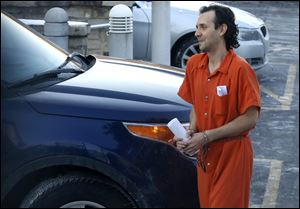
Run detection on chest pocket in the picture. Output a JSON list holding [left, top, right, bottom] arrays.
[[212, 94, 229, 116]]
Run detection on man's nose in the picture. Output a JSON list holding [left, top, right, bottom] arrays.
[[195, 30, 200, 38]]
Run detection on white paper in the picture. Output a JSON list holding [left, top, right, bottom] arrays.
[[216, 85, 228, 96], [167, 118, 189, 142]]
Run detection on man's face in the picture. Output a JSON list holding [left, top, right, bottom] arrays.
[[195, 10, 220, 52]]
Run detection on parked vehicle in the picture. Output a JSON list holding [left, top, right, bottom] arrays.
[[1, 11, 199, 208], [133, 1, 270, 70]]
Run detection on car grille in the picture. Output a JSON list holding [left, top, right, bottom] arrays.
[[246, 57, 264, 66], [260, 26, 267, 37]]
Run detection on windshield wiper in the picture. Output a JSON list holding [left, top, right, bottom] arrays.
[[8, 67, 84, 89], [7, 52, 89, 89], [59, 52, 89, 70]]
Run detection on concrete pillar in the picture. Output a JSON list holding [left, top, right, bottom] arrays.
[[44, 7, 69, 51], [152, 1, 171, 65], [108, 4, 133, 59]]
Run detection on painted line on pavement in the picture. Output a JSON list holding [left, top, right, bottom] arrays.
[[253, 158, 283, 208], [260, 63, 297, 111]]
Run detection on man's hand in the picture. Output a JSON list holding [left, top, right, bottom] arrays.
[[168, 129, 195, 153], [182, 132, 209, 156]]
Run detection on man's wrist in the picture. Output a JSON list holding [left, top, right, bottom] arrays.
[[203, 131, 210, 144]]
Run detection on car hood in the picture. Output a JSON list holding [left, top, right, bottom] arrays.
[[170, 1, 264, 28], [25, 56, 191, 123]]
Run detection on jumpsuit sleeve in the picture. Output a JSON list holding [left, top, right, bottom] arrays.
[[178, 60, 194, 105], [237, 64, 261, 115]]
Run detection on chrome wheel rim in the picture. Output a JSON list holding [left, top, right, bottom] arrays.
[[181, 42, 201, 69], [60, 201, 105, 208]]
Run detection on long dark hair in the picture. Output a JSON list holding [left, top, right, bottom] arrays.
[[199, 4, 240, 50]]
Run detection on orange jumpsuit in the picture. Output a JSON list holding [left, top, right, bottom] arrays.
[[178, 49, 261, 208]]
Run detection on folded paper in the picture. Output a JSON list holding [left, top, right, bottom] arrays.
[[216, 85, 228, 96], [167, 118, 189, 142]]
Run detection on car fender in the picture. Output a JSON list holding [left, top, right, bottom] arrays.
[[171, 29, 196, 50], [3, 155, 153, 208]]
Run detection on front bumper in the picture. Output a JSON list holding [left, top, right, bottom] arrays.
[[235, 39, 268, 70]]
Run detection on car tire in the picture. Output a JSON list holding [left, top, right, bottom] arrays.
[[171, 36, 200, 69], [19, 174, 136, 208]]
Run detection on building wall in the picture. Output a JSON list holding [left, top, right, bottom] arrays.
[[1, 1, 134, 55]]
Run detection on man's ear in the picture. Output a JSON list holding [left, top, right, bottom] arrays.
[[219, 24, 228, 36]]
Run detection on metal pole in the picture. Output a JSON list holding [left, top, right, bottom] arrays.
[[152, 1, 170, 65]]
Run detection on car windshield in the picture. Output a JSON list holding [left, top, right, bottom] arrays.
[[1, 12, 70, 85]]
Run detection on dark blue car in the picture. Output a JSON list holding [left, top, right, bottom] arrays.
[[1, 11, 199, 208]]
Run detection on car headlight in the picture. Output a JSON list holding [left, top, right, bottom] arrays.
[[123, 122, 189, 143], [238, 28, 260, 41]]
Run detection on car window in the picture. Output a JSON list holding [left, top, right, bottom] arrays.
[[1, 13, 67, 85]]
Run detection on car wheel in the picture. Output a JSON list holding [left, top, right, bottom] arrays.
[[172, 36, 201, 69], [19, 174, 136, 208]]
